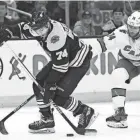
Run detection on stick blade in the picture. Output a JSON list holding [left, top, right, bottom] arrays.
[[0, 121, 8, 135], [76, 128, 97, 135], [84, 129, 97, 136]]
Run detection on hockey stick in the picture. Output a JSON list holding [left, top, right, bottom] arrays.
[[7, 6, 32, 18], [0, 94, 35, 135], [4, 42, 97, 135]]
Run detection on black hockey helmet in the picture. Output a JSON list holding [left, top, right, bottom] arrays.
[[31, 11, 50, 30]]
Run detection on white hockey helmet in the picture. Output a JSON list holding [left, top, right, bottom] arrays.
[[127, 11, 140, 27]]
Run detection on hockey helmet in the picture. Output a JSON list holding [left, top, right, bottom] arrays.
[[31, 11, 51, 38], [31, 11, 50, 30], [127, 11, 140, 27]]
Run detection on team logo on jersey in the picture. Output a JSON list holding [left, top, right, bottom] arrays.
[[119, 29, 127, 34], [51, 35, 59, 44], [0, 58, 3, 78]]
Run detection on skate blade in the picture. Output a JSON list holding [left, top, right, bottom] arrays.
[[86, 112, 99, 129], [107, 121, 128, 128], [29, 127, 55, 134]]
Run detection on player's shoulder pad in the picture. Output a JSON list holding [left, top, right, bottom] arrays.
[[47, 20, 67, 51], [113, 25, 127, 36], [102, 20, 115, 31], [118, 25, 128, 34]]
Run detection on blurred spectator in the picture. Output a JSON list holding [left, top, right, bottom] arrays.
[[123, 1, 140, 23], [69, 1, 78, 29], [32, 1, 48, 21], [0, 1, 20, 28], [96, 1, 124, 10], [34, 1, 47, 12], [101, 7, 124, 35], [0, 1, 7, 26], [16, 1, 35, 14], [5, 0, 19, 21], [16, 1, 35, 23], [124, 1, 135, 17], [134, 1, 140, 10], [46, 1, 65, 23], [73, 11, 96, 37], [77, 1, 102, 35], [84, 1, 100, 18], [46, 1, 78, 28]]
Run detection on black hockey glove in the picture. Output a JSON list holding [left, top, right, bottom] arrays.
[[0, 29, 12, 46], [44, 83, 57, 103]]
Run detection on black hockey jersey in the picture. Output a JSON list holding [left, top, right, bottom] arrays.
[[8, 20, 90, 74]]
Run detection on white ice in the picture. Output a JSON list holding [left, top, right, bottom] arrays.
[[0, 101, 140, 140]]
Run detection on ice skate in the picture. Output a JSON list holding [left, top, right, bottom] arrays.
[[106, 107, 128, 128], [28, 109, 55, 133], [73, 103, 99, 129]]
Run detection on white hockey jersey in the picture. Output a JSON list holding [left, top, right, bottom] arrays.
[[103, 25, 140, 66]]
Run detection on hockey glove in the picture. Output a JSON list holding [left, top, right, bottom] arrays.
[[0, 29, 12, 46], [44, 83, 57, 103]]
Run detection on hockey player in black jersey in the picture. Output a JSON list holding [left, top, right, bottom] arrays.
[[0, 11, 98, 133]]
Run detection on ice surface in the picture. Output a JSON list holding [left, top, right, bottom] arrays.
[[0, 101, 140, 140]]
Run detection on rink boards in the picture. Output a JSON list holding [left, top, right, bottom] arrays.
[[0, 39, 140, 107]]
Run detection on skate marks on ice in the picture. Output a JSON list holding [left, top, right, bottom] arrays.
[[0, 102, 140, 140]]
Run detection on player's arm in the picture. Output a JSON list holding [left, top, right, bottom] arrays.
[[0, 22, 41, 45], [97, 28, 120, 53], [0, 22, 28, 39], [8, 22, 40, 39]]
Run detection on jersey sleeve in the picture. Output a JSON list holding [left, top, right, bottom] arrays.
[[8, 22, 39, 39], [103, 28, 123, 50]]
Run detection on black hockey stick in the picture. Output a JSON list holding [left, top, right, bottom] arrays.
[[5, 42, 97, 135], [0, 94, 35, 135]]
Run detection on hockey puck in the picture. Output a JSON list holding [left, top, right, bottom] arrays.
[[66, 133, 74, 137]]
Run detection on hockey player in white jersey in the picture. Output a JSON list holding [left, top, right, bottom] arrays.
[[0, 11, 98, 133], [99, 11, 140, 128]]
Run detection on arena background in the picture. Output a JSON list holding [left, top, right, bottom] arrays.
[[1, 1, 140, 107]]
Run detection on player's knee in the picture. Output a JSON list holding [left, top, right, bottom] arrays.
[[111, 68, 129, 88]]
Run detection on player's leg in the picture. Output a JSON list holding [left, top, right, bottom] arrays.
[[106, 58, 139, 128], [29, 62, 55, 133], [52, 53, 98, 129]]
